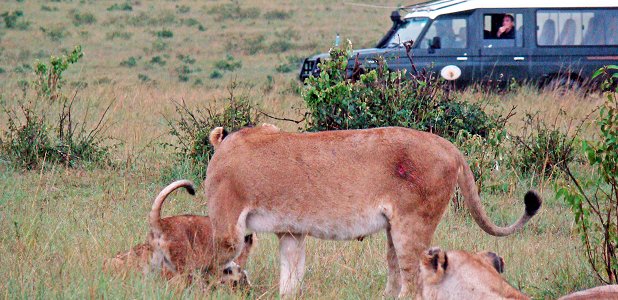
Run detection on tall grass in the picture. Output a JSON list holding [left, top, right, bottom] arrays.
[[0, 0, 609, 298]]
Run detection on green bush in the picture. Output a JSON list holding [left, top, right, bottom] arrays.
[[176, 5, 191, 14], [34, 46, 83, 100], [138, 73, 151, 82], [151, 39, 168, 52], [214, 55, 242, 72], [208, 3, 261, 21], [0, 102, 53, 169], [106, 31, 132, 40], [13, 64, 32, 74], [209, 70, 223, 79], [558, 65, 618, 284], [269, 39, 294, 52], [70, 10, 97, 26], [176, 65, 200, 82], [149, 56, 166, 66], [107, 2, 132, 11], [164, 80, 260, 179], [264, 10, 293, 20], [510, 112, 579, 177], [41, 5, 59, 12], [40, 26, 68, 41], [120, 56, 137, 68], [155, 29, 173, 38], [177, 54, 195, 65], [243, 35, 265, 55], [303, 47, 496, 140], [0, 46, 112, 169], [2, 10, 29, 29]]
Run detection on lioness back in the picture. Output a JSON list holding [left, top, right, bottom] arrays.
[[206, 127, 460, 240]]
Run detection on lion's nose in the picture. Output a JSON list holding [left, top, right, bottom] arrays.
[[223, 267, 233, 275]]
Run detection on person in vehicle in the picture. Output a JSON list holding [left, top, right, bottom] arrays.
[[539, 19, 556, 45], [583, 16, 606, 45], [608, 16, 618, 45], [435, 21, 457, 48], [557, 19, 576, 45], [496, 14, 515, 39]]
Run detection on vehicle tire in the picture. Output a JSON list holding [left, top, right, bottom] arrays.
[[543, 75, 582, 94]]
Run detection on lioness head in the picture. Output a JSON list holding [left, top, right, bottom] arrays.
[[417, 247, 527, 300]]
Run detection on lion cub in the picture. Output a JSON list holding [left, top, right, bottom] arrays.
[[106, 180, 255, 286], [416, 247, 618, 300]]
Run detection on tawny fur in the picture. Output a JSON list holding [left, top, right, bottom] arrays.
[[204, 125, 542, 297], [105, 180, 255, 286], [416, 247, 527, 300], [417, 247, 618, 300], [558, 285, 618, 300]]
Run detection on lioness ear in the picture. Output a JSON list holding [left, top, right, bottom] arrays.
[[261, 123, 280, 132], [209, 127, 228, 149], [479, 251, 505, 273], [422, 247, 448, 283]]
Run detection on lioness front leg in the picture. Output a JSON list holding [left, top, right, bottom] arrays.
[[278, 233, 306, 298], [384, 227, 401, 297]]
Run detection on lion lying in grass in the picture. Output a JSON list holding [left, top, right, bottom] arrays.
[[417, 247, 618, 300], [105, 180, 255, 287]]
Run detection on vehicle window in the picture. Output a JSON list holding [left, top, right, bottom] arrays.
[[483, 13, 523, 48], [420, 16, 467, 49], [386, 18, 429, 48], [537, 10, 618, 46]]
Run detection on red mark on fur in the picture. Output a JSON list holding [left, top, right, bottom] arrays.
[[397, 164, 408, 178], [396, 161, 416, 181]]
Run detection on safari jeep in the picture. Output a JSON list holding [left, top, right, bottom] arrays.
[[299, 0, 618, 88]]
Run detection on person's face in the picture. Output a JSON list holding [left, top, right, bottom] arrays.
[[503, 16, 514, 29]]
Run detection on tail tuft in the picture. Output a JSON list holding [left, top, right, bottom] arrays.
[[185, 185, 196, 196], [524, 190, 542, 216]]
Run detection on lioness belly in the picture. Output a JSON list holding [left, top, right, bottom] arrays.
[[246, 208, 388, 240]]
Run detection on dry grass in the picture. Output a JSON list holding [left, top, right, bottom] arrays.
[[0, 0, 607, 299]]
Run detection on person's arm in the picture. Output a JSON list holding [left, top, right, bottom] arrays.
[[497, 26, 507, 37]]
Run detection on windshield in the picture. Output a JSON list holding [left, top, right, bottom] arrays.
[[385, 18, 429, 48]]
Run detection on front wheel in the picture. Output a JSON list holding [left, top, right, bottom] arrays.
[[543, 75, 582, 94]]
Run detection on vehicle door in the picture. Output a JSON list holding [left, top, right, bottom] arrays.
[[410, 13, 479, 84], [477, 9, 532, 85]]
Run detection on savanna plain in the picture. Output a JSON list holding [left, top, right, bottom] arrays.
[[0, 0, 611, 299]]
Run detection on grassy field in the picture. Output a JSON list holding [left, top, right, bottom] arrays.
[[0, 0, 609, 299]]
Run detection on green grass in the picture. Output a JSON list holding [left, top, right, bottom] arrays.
[[0, 0, 610, 298]]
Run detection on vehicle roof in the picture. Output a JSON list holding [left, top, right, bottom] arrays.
[[403, 0, 618, 19]]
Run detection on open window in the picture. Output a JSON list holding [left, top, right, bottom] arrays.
[[420, 15, 468, 49], [482, 13, 523, 48]]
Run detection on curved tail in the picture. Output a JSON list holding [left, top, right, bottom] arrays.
[[149, 180, 196, 236], [457, 155, 542, 236]]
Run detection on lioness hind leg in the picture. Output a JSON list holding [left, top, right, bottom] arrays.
[[389, 214, 436, 298], [278, 233, 306, 298], [384, 227, 401, 297]]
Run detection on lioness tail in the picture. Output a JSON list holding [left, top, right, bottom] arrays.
[[457, 154, 541, 236], [149, 180, 196, 237]]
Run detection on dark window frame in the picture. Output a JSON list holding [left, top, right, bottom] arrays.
[[417, 13, 471, 50], [534, 8, 618, 47]]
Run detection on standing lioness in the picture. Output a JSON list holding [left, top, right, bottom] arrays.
[[205, 125, 541, 298]]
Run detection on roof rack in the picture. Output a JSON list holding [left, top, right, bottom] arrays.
[[401, 0, 468, 13]]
